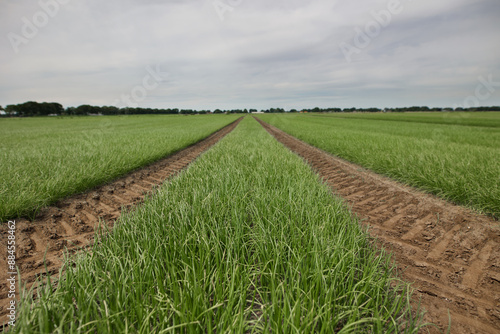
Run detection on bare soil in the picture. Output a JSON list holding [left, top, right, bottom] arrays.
[[257, 117, 500, 334], [0, 118, 242, 327]]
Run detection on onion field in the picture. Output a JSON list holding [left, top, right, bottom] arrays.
[[6, 112, 500, 333], [0, 115, 240, 221], [11, 117, 424, 333], [258, 112, 500, 218]]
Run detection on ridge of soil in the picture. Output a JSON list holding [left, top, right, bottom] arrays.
[[0, 117, 242, 326], [256, 117, 500, 334]]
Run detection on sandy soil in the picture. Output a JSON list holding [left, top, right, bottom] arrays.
[[256, 117, 500, 334], [0, 117, 242, 327]]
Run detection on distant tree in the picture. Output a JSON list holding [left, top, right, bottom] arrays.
[[407, 106, 430, 112], [214, 109, 223, 114], [353, 108, 381, 113], [4, 101, 63, 116], [474, 106, 500, 111], [75, 104, 102, 115], [5, 105, 17, 115], [101, 106, 119, 115]]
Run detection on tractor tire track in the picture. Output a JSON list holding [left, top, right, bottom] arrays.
[[0, 117, 242, 326], [256, 117, 500, 334]]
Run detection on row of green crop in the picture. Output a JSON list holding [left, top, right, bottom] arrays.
[[12, 118, 424, 333], [258, 113, 500, 217], [308, 111, 500, 128], [0, 115, 240, 221]]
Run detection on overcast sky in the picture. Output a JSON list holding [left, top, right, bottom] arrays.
[[1, 0, 499, 110]]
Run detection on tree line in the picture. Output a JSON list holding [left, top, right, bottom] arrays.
[[1, 101, 499, 117]]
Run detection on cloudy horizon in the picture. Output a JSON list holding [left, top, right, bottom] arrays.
[[1, 0, 499, 111]]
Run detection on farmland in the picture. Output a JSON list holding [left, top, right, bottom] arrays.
[[308, 111, 500, 128], [258, 112, 500, 218], [0, 115, 240, 221], [11, 118, 423, 333], [3, 112, 500, 333]]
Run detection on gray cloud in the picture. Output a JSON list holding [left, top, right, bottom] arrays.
[[1, 0, 499, 110]]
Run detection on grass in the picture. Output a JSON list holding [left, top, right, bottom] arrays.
[[0, 115, 240, 221], [307, 111, 500, 128], [12, 117, 424, 333], [258, 113, 500, 218]]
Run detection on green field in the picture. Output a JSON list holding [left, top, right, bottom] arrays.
[[14, 118, 423, 333], [258, 112, 500, 218], [308, 111, 500, 128], [0, 115, 240, 221]]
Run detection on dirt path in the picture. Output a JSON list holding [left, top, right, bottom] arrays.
[[256, 117, 500, 334], [0, 118, 242, 326]]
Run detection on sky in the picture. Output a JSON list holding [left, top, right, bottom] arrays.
[[1, 0, 499, 110]]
